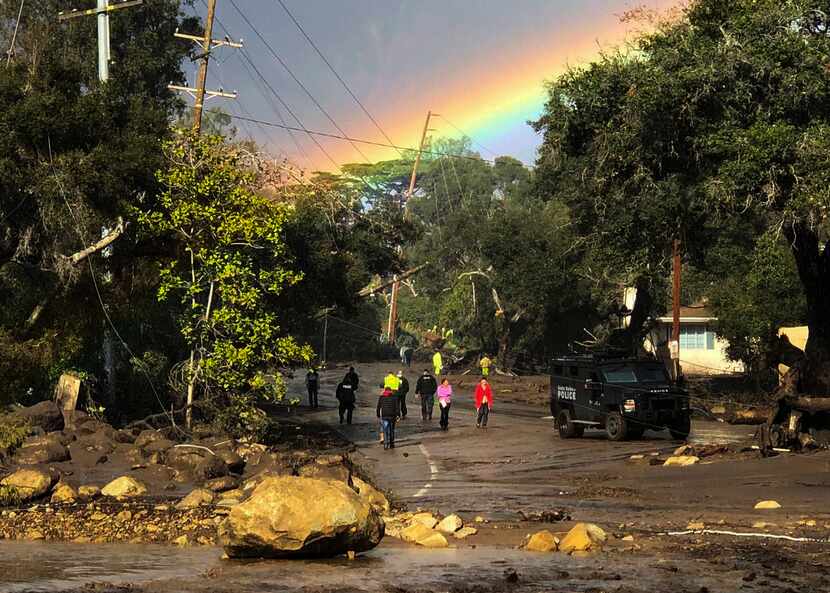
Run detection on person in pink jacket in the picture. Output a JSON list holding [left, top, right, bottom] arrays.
[[474, 377, 494, 428], [437, 378, 453, 431]]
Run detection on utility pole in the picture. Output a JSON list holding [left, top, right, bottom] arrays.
[[671, 238, 682, 382], [58, 0, 144, 82], [386, 110, 434, 344], [168, 0, 242, 132]]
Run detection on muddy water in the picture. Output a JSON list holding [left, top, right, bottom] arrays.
[[0, 540, 719, 593]]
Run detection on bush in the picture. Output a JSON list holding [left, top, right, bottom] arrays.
[[0, 415, 31, 460]]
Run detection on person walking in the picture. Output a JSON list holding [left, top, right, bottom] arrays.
[[305, 368, 319, 409], [344, 366, 360, 392], [432, 350, 443, 377], [437, 378, 452, 431], [335, 378, 356, 424], [479, 354, 492, 378], [376, 386, 400, 450], [415, 369, 438, 421], [474, 377, 494, 428], [396, 371, 409, 419]]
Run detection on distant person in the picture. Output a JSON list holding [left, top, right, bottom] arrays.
[[403, 346, 413, 368], [344, 366, 360, 392], [383, 369, 400, 392], [415, 369, 438, 421], [376, 386, 400, 450], [305, 368, 319, 409], [474, 377, 494, 428], [479, 355, 492, 378], [437, 377, 453, 431], [397, 370, 409, 419], [335, 378, 356, 424], [432, 350, 443, 377]]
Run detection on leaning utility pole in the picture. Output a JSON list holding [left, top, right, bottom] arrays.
[[387, 110, 434, 344], [168, 0, 242, 132], [58, 0, 144, 82], [671, 238, 682, 382]]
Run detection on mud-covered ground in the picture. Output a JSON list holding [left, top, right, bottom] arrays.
[[2, 361, 829, 593]]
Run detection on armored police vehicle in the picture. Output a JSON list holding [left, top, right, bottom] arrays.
[[550, 353, 690, 441]]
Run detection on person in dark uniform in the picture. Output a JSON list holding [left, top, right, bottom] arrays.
[[336, 379, 356, 424], [305, 368, 319, 408], [415, 369, 438, 421], [376, 387, 400, 450], [344, 366, 359, 392], [396, 370, 409, 419]]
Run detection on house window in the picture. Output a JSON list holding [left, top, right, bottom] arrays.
[[680, 325, 714, 350]]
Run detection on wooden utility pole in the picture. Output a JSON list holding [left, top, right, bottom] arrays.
[[671, 238, 682, 382], [387, 110, 434, 343], [168, 0, 242, 132], [58, 0, 144, 82]]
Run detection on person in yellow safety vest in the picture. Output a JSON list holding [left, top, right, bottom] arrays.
[[383, 371, 401, 393], [479, 355, 492, 377], [432, 351, 443, 377]]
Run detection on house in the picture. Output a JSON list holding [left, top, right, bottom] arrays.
[[623, 289, 743, 376]]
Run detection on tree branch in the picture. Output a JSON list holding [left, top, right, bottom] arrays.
[[358, 262, 430, 297], [63, 218, 127, 265]]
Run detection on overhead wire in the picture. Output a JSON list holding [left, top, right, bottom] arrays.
[[435, 113, 501, 160], [5, 0, 24, 67], [274, 0, 403, 157], [227, 0, 373, 164]]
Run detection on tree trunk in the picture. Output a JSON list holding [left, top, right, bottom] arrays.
[[609, 277, 653, 355], [783, 222, 830, 394]]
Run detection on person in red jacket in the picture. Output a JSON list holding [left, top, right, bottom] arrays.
[[474, 377, 494, 428]]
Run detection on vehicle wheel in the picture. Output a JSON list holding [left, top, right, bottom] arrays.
[[669, 414, 691, 440], [605, 411, 628, 441], [557, 410, 583, 439]]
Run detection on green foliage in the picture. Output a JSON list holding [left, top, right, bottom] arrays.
[[0, 485, 21, 507], [140, 132, 312, 425], [0, 415, 30, 459]]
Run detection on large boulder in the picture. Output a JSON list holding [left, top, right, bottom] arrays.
[[14, 433, 71, 464], [176, 488, 215, 509], [1, 468, 56, 502], [101, 476, 148, 498], [526, 530, 558, 552], [215, 448, 245, 474], [559, 523, 607, 554], [51, 482, 78, 503], [352, 476, 390, 514], [13, 401, 63, 432], [218, 476, 384, 558]]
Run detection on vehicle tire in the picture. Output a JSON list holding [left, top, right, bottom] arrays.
[[557, 409, 583, 439], [669, 414, 691, 440], [605, 411, 628, 441]]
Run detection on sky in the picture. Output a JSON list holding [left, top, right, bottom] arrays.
[[184, 0, 675, 171]]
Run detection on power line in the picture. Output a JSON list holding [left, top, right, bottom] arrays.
[[228, 0, 373, 163], [5, 0, 24, 67], [435, 113, 501, 159], [226, 113, 530, 167], [274, 0, 402, 157]]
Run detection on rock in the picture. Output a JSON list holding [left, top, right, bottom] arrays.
[[454, 527, 478, 539], [437, 514, 464, 534], [687, 522, 705, 530], [215, 448, 245, 474], [1, 468, 55, 502], [752, 521, 769, 529], [101, 476, 148, 498], [173, 535, 189, 546], [204, 476, 240, 493], [50, 482, 78, 503], [298, 462, 350, 484], [526, 530, 558, 552], [673, 444, 692, 456], [621, 535, 634, 541], [134, 430, 172, 449], [219, 488, 245, 501], [176, 488, 215, 509], [474, 516, 485, 523], [663, 455, 700, 467], [754, 500, 782, 510], [143, 438, 175, 454], [559, 523, 606, 554], [116, 510, 133, 522], [411, 512, 439, 529], [400, 522, 436, 543], [78, 485, 101, 499], [194, 454, 229, 481], [352, 476, 390, 514], [14, 435, 71, 464], [418, 532, 449, 548], [218, 476, 384, 559], [13, 401, 63, 432]]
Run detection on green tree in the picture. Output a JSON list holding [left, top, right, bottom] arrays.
[[534, 0, 830, 391], [139, 133, 312, 435]]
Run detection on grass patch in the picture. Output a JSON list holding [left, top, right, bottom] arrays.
[[0, 484, 21, 507], [0, 414, 31, 458]]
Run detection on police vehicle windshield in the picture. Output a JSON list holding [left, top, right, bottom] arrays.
[[601, 364, 669, 384]]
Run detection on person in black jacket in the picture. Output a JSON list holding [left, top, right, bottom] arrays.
[[305, 368, 319, 408], [336, 379, 356, 424], [396, 370, 409, 419], [415, 369, 438, 421], [376, 387, 400, 450], [344, 367, 360, 392]]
